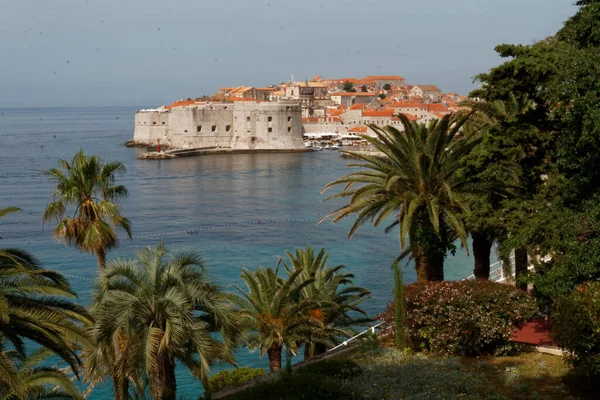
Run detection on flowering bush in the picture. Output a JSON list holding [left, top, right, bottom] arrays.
[[380, 280, 537, 355], [552, 281, 600, 376]]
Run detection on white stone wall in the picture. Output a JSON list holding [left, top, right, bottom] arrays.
[[132, 102, 305, 151], [133, 111, 170, 145]]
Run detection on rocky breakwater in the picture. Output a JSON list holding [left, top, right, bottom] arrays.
[[138, 151, 175, 160]]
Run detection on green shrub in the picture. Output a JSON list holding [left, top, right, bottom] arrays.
[[381, 280, 537, 355], [208, 367, 266, 393], [223, 359, 360, 400], [552, 281, 600, 376]]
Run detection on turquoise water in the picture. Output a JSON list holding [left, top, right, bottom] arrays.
[[0, 106, 475, 397]]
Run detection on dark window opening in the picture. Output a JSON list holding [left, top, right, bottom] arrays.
[[226, 125, 231, 132], [268, 127, 273, 133], [287, 127, 291, 132], [287, 116, 291, 122], [152, 121, 156, 125], [197, 126, 202, 132], [211, 125, 217, 132], [246, 116, 251, 122], [268, 116, 272, 122]]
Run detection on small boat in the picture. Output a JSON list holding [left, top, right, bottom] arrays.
[[304, 142, 312, 148], [312, 146, 323, 151], [324, 145, 331, 150], [330, 144, 341, 150]]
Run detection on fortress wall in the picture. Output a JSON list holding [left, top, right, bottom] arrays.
[[230, 102, 304, 150], [168, 106, 234, 148], [133, 111, 169, 144]]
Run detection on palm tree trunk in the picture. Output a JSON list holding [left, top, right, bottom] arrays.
[[267, 343, 282, 372], [96, 248, 107, 271], [414, 244, 444, 282], [152, 353, 177, 400], [112, 373, 129, 400], [472, 231, 493, 280], [514, 247, 528, 291], [312, 342, 327, 356]]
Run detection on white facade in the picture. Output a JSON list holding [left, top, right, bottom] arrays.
[[133, 101, 305, 151]]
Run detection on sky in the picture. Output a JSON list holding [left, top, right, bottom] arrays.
[[0, 0, 577, 107]]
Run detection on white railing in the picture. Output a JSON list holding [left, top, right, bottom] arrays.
[[329, 321, 387, 352]]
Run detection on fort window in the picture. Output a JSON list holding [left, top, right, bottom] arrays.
[[184, 130, 188, 133], [197, 126, 202, 132], [268, 127, 273, 133], [246, 116, 251, 122], [287, 127, 291, 133], [152, 122, 156, 125], [162, 122, 165, 125], [287, 116, 291, 122], [268, 116, 272, 122], [225, 125, 231, 132], [211, 125, 217, 132]]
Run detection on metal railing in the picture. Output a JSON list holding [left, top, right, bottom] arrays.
[[329, 321, 387, 352]]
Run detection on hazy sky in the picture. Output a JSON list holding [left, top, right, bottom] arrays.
[[0, 0, 576, 107]]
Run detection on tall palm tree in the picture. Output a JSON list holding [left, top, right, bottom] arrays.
[[43, 150, 131, 271], [323, 113, 484, 281], [89, 242, 238, 399], [278, 248, 371, 359], [0, 348, 83, 400], [0, 248, 92, 379], [230, 266, 314, 372]]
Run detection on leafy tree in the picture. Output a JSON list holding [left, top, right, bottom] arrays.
[[278, 248, 371, 358], [89, 242, 238, 399], [471, 0, 600, 300], [342, 81, 355, 92], [43, 150, 132, 271], [0, 348, 83, 400], [322, 113, 484, 281], [383, 83, 392, 91], [379, 94, 387, 100], [231, 266, 314, 372], [0, 212, 92, 380], [361, 85, 368, 92]]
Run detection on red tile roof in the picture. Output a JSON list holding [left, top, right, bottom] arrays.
[[363, 110, 394, 117], [348, 126, 368, 133]]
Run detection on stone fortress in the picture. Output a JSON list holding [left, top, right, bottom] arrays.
[[131, 74, 466, 153], [132, 100, 306, 152]]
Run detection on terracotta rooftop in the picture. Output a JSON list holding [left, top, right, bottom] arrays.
[[363, 110, 394, 117], [348, 126, 368, 133]]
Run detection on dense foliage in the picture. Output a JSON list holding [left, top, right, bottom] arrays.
[[221, 359, 361, 400], [43, 150, 131, 270], [87, 242, 238, 399], [381, 281, 537, 355], [323, 113, 485, 282], [208, 367, 266, 393], [552, 282, 600, 376]]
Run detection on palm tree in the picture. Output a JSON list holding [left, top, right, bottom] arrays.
[[323, 113, 484, 281], [278, 248, 371, 359], [89, 242, 238, 399], [43, 150, 132, 271], [0, 348, 83, 400], [230, 266, 314, 372], [0, 248, 92, 379]]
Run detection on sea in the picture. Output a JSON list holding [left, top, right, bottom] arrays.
[[0, 106, 475, 398]]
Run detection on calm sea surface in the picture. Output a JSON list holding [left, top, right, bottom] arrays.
[[0, 106, 475, 398]]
